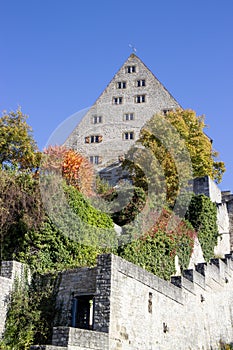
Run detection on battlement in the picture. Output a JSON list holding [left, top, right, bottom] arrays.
[[26, 253, 233, 349]]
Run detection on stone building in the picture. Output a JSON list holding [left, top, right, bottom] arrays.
[[64, 54, 180, 184], [1, 55, 233, 349]]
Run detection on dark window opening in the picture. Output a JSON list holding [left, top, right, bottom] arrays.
[[137, 79, 146, 87], [90, 156, 102, 165], [123, 132, 134, 140], [93, 116, 102, 124], [135, 95, 146, 103], [113, 97, 123, 105], [117, 81, 127, 89], [148, 292, 153, 313], [71, 295, 94, 330], [126, 65, 136, 73], [163, 109, 172, 115], [90, 135, 102, 143], [124, 113, 134, 121]]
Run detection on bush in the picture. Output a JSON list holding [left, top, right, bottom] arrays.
[[118, 208, 196, 280]]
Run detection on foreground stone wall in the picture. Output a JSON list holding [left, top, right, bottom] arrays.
[[109, 254, 233, 350], [0, 261, 26, 338]]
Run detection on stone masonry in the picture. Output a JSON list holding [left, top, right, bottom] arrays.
[[194, 176, 231, 257], [64, 54, 180, 184], [29, 252, 233, 350], [0, 260, 27, 338]]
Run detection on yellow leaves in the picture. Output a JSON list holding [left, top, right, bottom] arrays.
[[0, 108, 40, 170]]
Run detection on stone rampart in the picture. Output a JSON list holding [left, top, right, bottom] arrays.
[[109, 253, 233, 349], [0, 260, 26, 338], [17, 252, 233, 349]]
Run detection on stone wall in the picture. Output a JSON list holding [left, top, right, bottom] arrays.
[[109, 253, 233, 350], [193, 176, 222, 203], [20, 251, 233, 349], [0, 260, 26, 338], [222, 192, 233, 250], [56, 266, 97, 327]]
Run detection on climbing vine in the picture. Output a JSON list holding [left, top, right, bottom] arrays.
[[185, 194, 218, 261], [0, 272, 60, 350]]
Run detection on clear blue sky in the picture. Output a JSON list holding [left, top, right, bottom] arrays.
[[1, 0, 233, 190]]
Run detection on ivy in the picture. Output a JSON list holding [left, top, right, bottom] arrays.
[[118, 208, 196, 280], [0, 271, 60, 350], [185, 194, 218, 261]]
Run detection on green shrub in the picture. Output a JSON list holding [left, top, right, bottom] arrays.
[[118, 208, 196, 280], [0, 272, 60, 350]]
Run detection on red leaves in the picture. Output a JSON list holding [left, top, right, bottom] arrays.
[[43, 146, 94, 196]]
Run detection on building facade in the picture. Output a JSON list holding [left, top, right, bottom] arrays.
[[64, 54, 180, 184]]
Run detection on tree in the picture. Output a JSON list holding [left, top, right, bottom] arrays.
[[0, 108, 41, 170], [42, 146, 94, 196], [123, 109, 225, 206]]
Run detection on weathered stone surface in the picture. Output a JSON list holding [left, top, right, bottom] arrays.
[[0, 260, 26, 338], [3, 252, 233, 349], [64, 54, 180, 184]]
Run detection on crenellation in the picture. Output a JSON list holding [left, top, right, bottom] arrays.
[[182, 268, 206, 290], [171, 275, 196, 295]]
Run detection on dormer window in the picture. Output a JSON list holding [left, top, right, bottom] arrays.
[[113, 97, 123, 105], [126, 66, 136, 73], [136, 79, 146, 87], [135, 95, 146, 103], [117, 81, 127, 89]]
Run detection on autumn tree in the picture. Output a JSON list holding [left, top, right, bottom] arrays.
[[0, 108, 41, 170], [123, 109, 225, 206], [42, 145, 94, 196]]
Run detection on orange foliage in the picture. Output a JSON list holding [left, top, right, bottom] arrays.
[[43, 146, 94, 196]]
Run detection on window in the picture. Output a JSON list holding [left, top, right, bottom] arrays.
[[123, 132, 134, 140], [136, 79, 146, 87], [92, 115, 102, 124], [90, 135, 102, 143], [71, 295, 94, 330], [126, 65, 136, 73], [85, 135, 102, 143], [148, 292, 153, 314], [117, 81, 126, 89], [162, 109, 172, 115], [135, 95, 146, 103], [124, 113, 134, 121], [113, 97, 123, 105], [90, 156, 102, 165]]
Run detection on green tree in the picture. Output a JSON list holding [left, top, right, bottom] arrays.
[[123, 109, 225, 206], [0, 108, 41, 170]]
